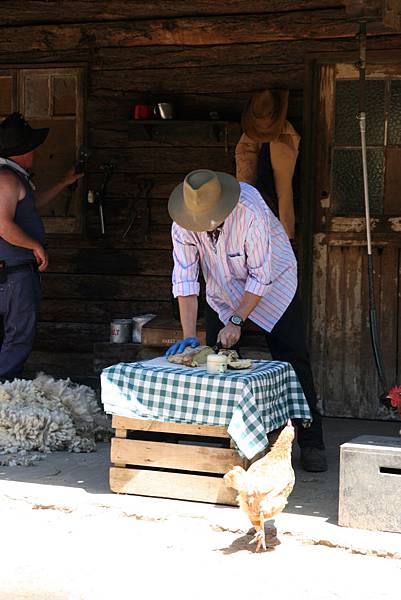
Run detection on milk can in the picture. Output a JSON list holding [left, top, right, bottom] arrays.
[[110, 319, 132, 343]]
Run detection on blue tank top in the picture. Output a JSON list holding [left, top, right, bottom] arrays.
[[0, 165, 46, 266]]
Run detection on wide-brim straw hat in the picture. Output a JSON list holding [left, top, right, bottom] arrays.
[[0, 112, 49, 158], [168, 169, 240, 232], [241, 89, 289, 142]]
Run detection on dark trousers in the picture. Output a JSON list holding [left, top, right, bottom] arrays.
[[205, 293, 324, 449], [0, 267, 41, 382]]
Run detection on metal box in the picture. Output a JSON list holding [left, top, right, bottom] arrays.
[[339, 435, 401, 533]]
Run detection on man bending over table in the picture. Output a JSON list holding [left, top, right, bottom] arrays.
[[165, 169, 326, 473]]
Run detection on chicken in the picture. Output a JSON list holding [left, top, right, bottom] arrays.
[[224, 421, 295, 552], [387, 386, 401, 436]]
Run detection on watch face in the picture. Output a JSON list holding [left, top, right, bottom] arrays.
[[231, 315, 242, 326]]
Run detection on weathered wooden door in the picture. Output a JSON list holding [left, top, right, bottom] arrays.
[[310, 62, 401, 419], [0, 66, 85, 233]]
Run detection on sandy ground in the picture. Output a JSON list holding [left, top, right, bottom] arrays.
[[0, 489, 400, 600], [0, 416, 400, 599]]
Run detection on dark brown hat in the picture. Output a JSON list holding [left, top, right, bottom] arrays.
[[0, 112, 49, 158], [241, 89, 289, 142]]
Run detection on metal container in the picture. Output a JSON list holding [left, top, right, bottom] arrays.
[[132, 313, 156, 343], [110, 319, 133, 343], [155, 102, 174, 119]]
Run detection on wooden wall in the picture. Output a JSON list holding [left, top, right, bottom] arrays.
[[0, 1, 399, 387]]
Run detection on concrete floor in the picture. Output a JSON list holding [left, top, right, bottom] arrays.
[[0, 417, 400, 599]]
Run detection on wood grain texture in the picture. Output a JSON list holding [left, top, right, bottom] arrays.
[[41, 274, 172, 301], [111, 415, 231, 438], [39, 299, 172, 324], [111, 438, 243, 473], [109, 466, 238, 504], [0, 2, 344, 25], [0, 10, 380, 54]]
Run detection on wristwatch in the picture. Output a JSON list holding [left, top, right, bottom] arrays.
[[229, 314, 244, 327]]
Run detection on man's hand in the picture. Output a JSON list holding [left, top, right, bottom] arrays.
[[35, 167, 85, 209], [33, 244, 49, 272], [62, 168, 85, 187], [165, 337, 200, 357], [217, 323, 241, 348]]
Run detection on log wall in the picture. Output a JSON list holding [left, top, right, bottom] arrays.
[[0, 1, 399, 387]]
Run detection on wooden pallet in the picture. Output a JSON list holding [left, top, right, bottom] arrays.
[[109, 415, 246, 505]]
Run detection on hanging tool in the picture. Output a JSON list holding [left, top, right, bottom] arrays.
[[122, 178, 154, 240], [64, 146, 90, 216], [87, 161, 116, 235], [355, 21, 388, 401]]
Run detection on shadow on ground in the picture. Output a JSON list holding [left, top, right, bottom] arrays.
[[0, 417, 399, 527]]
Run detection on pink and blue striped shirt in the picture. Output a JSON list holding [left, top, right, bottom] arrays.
[[171, 182, 297, 332]]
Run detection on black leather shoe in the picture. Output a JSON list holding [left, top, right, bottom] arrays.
[[300, 447, 328, 472]]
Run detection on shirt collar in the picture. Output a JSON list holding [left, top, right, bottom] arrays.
[[207, 222, 224, 244]]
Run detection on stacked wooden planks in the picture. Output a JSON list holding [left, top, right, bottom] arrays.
[[109, 415, 245, 505]]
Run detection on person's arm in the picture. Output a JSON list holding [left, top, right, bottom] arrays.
[[35, 168, 84, 209], [178, 295, 198, 339], [0, 172, 48, 271], [165, 224, 201, 356], [270, 126, 300, 240], [217, 291, 262, 348], [235, 133, 260, 184]]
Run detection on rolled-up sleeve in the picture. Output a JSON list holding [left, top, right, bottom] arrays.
[[171, 223, 200, 297], [244, 213, 272, 297]]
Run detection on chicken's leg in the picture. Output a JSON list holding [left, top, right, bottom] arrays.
[[250, 511, 266, 552]]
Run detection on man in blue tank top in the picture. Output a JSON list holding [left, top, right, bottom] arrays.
[[0, 113, 83, 382]]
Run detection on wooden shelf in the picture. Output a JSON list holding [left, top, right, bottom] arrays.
[[130, 119, 237, 125], [128, 119, 241, 143]]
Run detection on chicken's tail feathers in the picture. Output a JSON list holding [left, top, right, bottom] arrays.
[[224, 465, 247, 491]]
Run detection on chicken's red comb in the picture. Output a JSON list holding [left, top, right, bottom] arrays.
[[387, 386, 401, 409]]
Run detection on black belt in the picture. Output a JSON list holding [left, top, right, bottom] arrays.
[[5, 262, 38, 274]]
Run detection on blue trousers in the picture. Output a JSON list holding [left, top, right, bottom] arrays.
[[0, 267, 41, 381]]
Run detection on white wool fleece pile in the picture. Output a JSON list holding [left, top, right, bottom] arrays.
[[0, 373, 110, 466]]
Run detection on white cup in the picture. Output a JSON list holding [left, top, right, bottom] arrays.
[[207, 354, 227, 374]]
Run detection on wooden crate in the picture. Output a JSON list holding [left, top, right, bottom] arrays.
[[141, 317, 206, 347], [109, 415, 246, 505], [140, 316, 268, 352]]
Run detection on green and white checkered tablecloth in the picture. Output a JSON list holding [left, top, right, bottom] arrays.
[[101, 357, 311, 459]]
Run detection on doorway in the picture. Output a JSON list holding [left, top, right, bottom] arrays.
[[307, 62, 401, 418]]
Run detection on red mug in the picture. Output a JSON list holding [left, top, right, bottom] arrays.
[[133, 104, 153, 119]]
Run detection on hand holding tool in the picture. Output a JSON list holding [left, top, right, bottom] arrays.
[[65, 146, 90, 215]]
